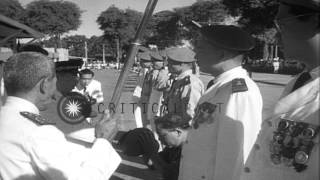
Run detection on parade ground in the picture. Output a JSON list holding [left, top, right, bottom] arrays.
[[41, 69, 294, 180]]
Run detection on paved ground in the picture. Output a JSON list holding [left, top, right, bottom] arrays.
[[41, 69, 293, 180]]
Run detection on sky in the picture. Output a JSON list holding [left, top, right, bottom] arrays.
[[19, 0, 197, 37]]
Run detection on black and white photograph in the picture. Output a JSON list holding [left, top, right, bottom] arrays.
[[0, 0, 319, 179]]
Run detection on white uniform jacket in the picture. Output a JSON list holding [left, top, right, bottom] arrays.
[[243, 67, 320, 180], [72, 79, 104, 103], [0, 96, 121, 180], [178, 66, 263, 180]]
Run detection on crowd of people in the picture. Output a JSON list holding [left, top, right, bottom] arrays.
[[0, 0, 319, 180]]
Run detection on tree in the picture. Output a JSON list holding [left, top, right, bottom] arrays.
[[23, 0, 82, 47], [97, 6, 142, 48], [222, 0, 280, 60], [87, 36, 115, 61], [63, 35, 88, 57], [146, 1, 231, 48], [146, 10, 180, 49], [0, 0, 25, 21]]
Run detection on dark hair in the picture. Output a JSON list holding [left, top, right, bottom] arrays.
[[155, 113, 190, 130], [4, 52, 55, 95], [18, 44, 49, 56], [79, 69, 94, 77]]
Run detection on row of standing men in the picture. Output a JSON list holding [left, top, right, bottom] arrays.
[[131, 0, 319, 179]]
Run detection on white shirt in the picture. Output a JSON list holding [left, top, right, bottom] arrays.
[[0, 96, 121, 180], [178, 66, 263, 180], [72, 79, 104, 103], [243, 67, 319, 180]]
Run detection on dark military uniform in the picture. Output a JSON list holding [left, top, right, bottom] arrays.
[[162, 47, 205, 122], [133, 52, 153, 127]]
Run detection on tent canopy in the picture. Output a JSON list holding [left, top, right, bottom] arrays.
[[0, 14, 44, 43]]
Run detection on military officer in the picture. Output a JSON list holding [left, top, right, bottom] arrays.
[[0, 52, 121, 179], [243, 1, 320, 180], [147, 50, 169, 131], [178, 25, 263, 180], [133, 51, 153, 127], [162, 47, 205, 123]]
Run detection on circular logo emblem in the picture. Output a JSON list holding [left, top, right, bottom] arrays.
[[57, 92, 91, 124]]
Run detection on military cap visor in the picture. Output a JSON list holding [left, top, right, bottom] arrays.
[[150, 51, 164, 61], [280, 0, 320, 11], [138, 52, 151, 61], [200, 25, 255, 51], [166, 47, 196, 63]]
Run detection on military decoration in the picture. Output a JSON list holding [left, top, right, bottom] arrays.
[[269, 118, 319, 172], [193, 102, 217, 129]]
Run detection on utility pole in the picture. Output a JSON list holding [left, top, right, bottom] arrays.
[[102, 44, 105, 63], [84, 41, 88, 65], [116, 37, 120, 70]]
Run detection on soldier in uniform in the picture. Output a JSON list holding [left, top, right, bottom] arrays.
[[133, 51, 153, 127], [162, 47, 205, 123], [147, 50, 169, 131], [178, 25, 263, 180], [0, 52, 121, 179], [243, 1, 320, 180]]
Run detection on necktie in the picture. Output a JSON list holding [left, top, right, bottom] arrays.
[[291, 72, 312, 93]]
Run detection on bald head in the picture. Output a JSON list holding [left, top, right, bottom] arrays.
[[4, 52, 55, 96]]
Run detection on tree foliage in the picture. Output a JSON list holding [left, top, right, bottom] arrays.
[[0, 0, 25, 21], [97, 5, 143, 50], [23, 0, 82, 37], [145, 1, 231, 48]]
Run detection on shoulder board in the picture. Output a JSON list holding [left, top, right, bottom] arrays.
[[20, 112, 56, 126], [232, 78, 248, 93]]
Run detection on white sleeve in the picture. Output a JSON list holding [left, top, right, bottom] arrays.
[[226, 87, 263, 162], [29, 126, 121, 180]]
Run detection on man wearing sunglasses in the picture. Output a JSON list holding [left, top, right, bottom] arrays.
[[243, 0, 319, 180]]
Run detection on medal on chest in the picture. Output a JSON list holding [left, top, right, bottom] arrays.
[[269, 118, 319, 172]]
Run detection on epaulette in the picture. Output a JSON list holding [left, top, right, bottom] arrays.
[[232, 78, 248, 93], [20, 112, 56, 126]]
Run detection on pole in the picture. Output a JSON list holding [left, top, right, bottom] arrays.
[[109, 0, 158, 132], [116, 37, 120, 69], [84, 41, 88, 64], [102, 44, 105, 63]]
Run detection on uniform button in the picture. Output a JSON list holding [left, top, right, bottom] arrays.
[[254, 144, 260, 150], [244, 167, 250, 173], [201, 175, 205, 179]]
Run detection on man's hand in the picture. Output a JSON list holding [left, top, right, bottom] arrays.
[[95, 109, 118, 141]]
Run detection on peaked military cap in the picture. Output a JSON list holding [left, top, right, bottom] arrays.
[[280, 0, 320, 11], [118, 128, 159, 157], [150, 51, 164, 61], [166, 47, 196, 63], [138, 52, 151, 61], [200, 25, 255, 51]]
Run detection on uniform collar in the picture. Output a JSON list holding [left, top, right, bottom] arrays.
[[5, 96, 39, 115], [213, 66, 247, 84], [177, 69, 193, 80], [309, 66, 320, 80]]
